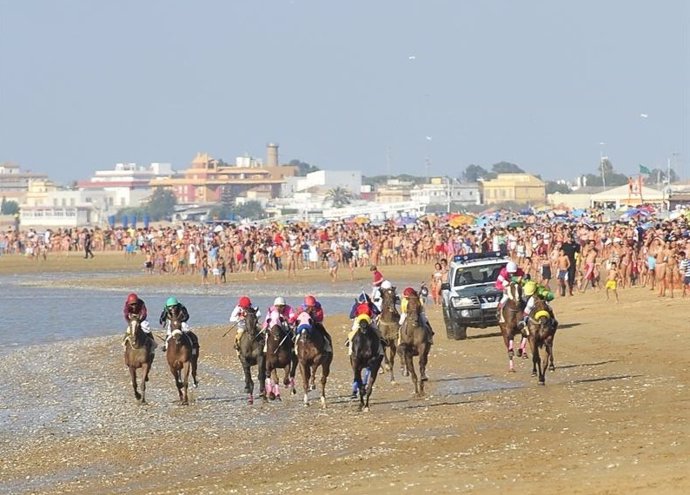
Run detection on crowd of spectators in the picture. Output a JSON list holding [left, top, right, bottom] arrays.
[[1, 209, 688, 296]]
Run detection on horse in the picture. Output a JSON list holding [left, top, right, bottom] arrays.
[[166, 313, 199, 405], [236, 306, 266, 405], [498, 281, 528, 372], [295, 314, 333, 408], [264, 313, 297, 401], [396, 293, 432, 397], [525, 299, 558, 385], [378, 286, 401, 383], [123, 314, 155, 404], [351, 316, 384, 411]]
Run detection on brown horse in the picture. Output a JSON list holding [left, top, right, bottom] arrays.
[[295, 314, 333, 408], [498, 281, 528, 372], [265, 317, 297, 401], [166, 314, 199, 405], [351, 316, 384, 411], [397, 294, 431, 397], [124, 314, 155, 403], [378, 286, 401, 383], [526, 299, 558, 385], [236, 306, 266, 405]]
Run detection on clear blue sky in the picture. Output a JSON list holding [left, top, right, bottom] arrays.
[[1, 0, 688, 184]]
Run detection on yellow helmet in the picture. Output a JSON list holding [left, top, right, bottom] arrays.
[[524, 281, 537, 296]]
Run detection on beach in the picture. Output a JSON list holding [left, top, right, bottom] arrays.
[[0, 254, 688, 495]]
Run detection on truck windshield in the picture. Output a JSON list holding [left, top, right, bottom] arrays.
[[453, 264, 504, 286]]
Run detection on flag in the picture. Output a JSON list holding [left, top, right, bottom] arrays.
[[639, 164, 652, 175]]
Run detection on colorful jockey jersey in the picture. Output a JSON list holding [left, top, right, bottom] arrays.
[[296, 295, 324, 323], [229, 304, 261, 323], [522, 281, 555, 318], [495, 263, 525, 290], [349, 292, 381, 319], [124, 293, 147, 322], [262, 304, 295, 329], [159, 298, 190, 326]]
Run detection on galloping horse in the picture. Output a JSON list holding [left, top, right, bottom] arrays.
[[525, 299, 558, 385], [295, 314, 333, 407], [351, 316, 384, 411], [236, 306, 266, 405], [498, 281, 528, 372], [124, 314, 155, 403], [396, 294, 431, 397], [378, 286, 401, 383], [264, 312, 297, 400], [166, 313, 199, 405]]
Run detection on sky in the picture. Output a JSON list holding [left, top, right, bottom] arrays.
[[1, 0, 688, 184]]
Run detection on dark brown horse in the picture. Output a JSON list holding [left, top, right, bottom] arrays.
[[124, 314, 155, 403], [295, 314, 333, 408], [236, 306, 266, 405], [264, 314, 297, 401], [526, 300, 558, 385], [378, 286, 401, 383], [166, 314, 199, 405], [397, 294, 431, 397], [351, 316, 384, 411], [499, 281, 528, 372]]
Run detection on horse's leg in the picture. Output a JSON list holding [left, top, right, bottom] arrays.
[[353, 364, 364, 410], [419, 343, 429, 382], [257, 353, 267, 401], [266, 364, 275, 400], [181, 362, 190, 404], [274, 368, 282, 401], [537, 345, 546, 385], [171, 367, 183, 401], [547, 337, 556, 371], [140, 362, 149, 404], [242, 360, 254, 405], [364, 358, 382, 411], [300, 361, 311, 406], [403, 348, 419, 397], [191, 355, 199, 388], [519, 335, 529, 359], [129, 366, 141, 401], [504, 328, 516, 372], [320, 361, 330, 409], [289, 353, 298, 395], [388, 340, 397, 384], [309, 365, 316, 391]]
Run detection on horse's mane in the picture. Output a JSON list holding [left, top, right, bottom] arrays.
[[406, 295, 422, 326]]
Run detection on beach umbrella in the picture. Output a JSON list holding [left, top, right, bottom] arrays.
[[448, 213, 475, 227], [354, 215, 370, 225]]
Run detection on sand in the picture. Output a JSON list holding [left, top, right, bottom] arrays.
[[0, 253, 688, 494]]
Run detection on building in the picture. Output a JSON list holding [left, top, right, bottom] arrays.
[[410, 178, 481, 210], [0, 162, 50, 204], [480, 173, 546, 205], [151, 147, 297, 205], [589, 184, 664, 209], [77, 162, 172, 208], [283, 170, 362, 197]]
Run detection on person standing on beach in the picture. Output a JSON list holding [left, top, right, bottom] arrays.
[[556, 248, 571, 297], [561, 232, 579, 296], [327, 251, 339, 283], [605, 261, 620, 303], [84, 229, 95, 259]]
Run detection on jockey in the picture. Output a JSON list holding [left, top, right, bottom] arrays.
[[160, 296, 190, 351], [519, 281, 558, 331], [123, 293, 155, 349], [294, 295, 332, 353], [398, 287, 434, 344], [230, 295, 262, 351], [262, 296, 295, 331], [346, 291, 384, 356], [496, 261, 525, 322], [370, 278, 390, 313]]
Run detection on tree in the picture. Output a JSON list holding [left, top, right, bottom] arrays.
[[491, 161, 524, 174], [146, 188, 177, 221], [462, 164, 491, 182], [325, 187, 352, 208], [287, 159, 320, 176], [545, 181, 571, 194], [1, 197, 19, 215]]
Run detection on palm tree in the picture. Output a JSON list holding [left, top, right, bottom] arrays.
[[325, 187, 352, 208]]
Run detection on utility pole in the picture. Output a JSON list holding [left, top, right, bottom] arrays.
[[599, 142, 607, 188]]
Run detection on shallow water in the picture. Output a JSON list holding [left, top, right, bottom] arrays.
[[0, 271, 420, 351]]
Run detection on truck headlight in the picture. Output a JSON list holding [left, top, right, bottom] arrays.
[[451, 297, 476, 308]]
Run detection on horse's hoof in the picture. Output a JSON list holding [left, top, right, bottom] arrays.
[[310, 384, 316, 391], [268, 392, 275, 401], [420, 375, 429, 382], [134, 393, 142, 401], [522, 354, 529, 360], [538, 381, 545, 386], [244, 386, 251, 393], [531, 371, 537, 377], [549, 366, 556, 372], [390, 380, 396, 385], [291, 389, 297, 395], [363, 406, 370, 412], [509, 368, 516, 373], [140, 398, 146, 405], [275, 395, 282, 402], [517, 349, 523, 358]]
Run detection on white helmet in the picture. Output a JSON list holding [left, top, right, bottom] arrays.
[[273, 296, 286, 306], [381, 280, 393, 290], [506, 261, 518, 273]]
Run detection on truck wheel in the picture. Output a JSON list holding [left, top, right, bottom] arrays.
[[455, 326, 467, 340]]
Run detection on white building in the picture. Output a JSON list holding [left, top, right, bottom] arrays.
[[76, 162, 173, 208], [282, 170, 362, 197], [410, 179, 481, 208]]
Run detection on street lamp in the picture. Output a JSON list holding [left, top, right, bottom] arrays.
[[599, 142, 607, 188]]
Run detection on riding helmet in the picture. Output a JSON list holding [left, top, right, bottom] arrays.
[[238, 296, 251, 308], [403, 287, 417, 297], [273, 296, 286, 306], [506, 261, 518, 273], [381, 280, 392, 290], [304, 295, 317, 307], [166, 296, 179, 307], [524, 281, 537, 296], [127, 293, 139, 304]]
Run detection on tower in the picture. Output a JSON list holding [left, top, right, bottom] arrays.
[[266, 143, 279, 168]]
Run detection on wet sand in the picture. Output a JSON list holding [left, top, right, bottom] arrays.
[[1, 256, 689, 494]]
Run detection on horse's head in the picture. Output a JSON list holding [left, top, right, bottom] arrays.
[[406, 294, 422, 326], [128, 314, 144, 344], [239, 307, 259, 336], [382, 287, 396, 304], [506, 281, 523, 303]]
